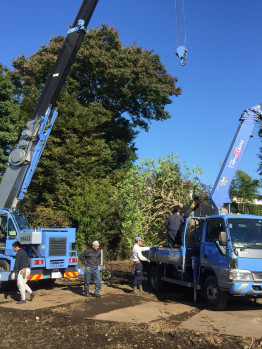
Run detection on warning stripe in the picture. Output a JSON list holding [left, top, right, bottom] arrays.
[[28, 274, 44, 280], [64, 272, 78, 278]]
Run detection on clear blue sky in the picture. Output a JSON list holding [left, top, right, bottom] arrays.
[[1, 0, 262, 189]]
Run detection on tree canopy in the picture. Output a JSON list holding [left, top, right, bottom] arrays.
[[0, 64, 20, 176], [230, 169, 260, 213], [0, 25, 183, 255], [113, 155, 203, 255], [8, 25, 180, 219]]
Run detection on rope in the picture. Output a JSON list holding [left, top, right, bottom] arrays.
[[181, 0, 187, 47], [174, 0, 188, 65], [175, 0, 180, 47]]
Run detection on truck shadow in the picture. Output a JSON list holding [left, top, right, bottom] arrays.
[[146, 282, 262, 312]]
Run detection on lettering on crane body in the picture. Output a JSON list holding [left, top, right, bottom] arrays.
[[228, 140, 244, 169]]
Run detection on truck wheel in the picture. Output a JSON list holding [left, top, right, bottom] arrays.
[[149, 266, 163, 292], [204, 275, 228, 310], [0, 259, 10, 272], [0, 259, 11, 290]]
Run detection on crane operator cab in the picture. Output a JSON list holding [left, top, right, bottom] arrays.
[[0, 214, 7, 249], [0, 213, 19, 250]]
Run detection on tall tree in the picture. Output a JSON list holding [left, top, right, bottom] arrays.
[[8, 25, 180, 223], [230, 169, 260, 212], [0, 64, 20, 176]]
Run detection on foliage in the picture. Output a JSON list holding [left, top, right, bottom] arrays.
[[69, 177, 117, 252], [115, 154, 203, 251], [230, 170, 260, 213], [20, 199, 71, 228], [0, 64, 20, 176], [7, 25, 180, 225], [230, 202, 262, 215]]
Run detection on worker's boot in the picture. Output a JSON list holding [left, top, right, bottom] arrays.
[[133, 286, 139, 294], [138, 285, 146, 293]]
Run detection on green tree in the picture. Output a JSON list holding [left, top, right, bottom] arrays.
[[9, 25, 180, 224], [114, 154, 203, 256], [230, 170, 260, 213], [69, 177, 118, 253], [0, 64, 20, 176]]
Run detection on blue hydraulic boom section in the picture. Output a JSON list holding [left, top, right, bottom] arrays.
[[18, 107, 58, 201], [210, 105, 262, 214], [0, 0, 99, 210]]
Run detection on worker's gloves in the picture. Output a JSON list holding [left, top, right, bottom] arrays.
[[146, 259, 150, 263], [10, 272, 16, 280]]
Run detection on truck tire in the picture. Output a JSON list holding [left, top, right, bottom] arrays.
[[0, 259, 11, 290], [0, 259, 10, 272], [204, 275, 228, 310], [149, 266, 163, 292]]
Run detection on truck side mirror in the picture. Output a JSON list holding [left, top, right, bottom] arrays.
[[219, 231, 227, 246]]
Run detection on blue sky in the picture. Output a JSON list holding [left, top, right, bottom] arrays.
[[1, 0, 262, 190]]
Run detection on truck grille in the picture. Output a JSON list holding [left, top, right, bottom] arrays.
[[49, 238, 66, 256]]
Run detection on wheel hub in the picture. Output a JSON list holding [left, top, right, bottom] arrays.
[[207, 283, 218, 302]]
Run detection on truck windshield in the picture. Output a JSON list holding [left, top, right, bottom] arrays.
[[14, 215, 30, 231], [228, 218, 262, 248]]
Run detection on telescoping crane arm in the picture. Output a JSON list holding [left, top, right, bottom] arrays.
[[0, 0, 99, 210], [209, 105, 262, 215]]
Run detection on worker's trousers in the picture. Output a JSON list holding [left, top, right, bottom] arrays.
[[17, 268, 32, 300], [133, 261, 143, 286], [167, 229, 181, 247], [84, 267, 101, 295]]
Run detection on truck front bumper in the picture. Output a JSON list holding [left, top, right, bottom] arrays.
[[229, 281, 262, 296]]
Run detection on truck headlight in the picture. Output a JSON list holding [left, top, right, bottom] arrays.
[[229, 269, 254, 281]]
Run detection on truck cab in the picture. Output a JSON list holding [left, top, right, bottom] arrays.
[[145, 213, 262, 310], [200, 214, 262, 307]]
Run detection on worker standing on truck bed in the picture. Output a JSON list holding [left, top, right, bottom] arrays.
[[192, 196, 214, 217], [165, 208, 184, 247], [79, 241, 102, 298], [132, 237, 150, 294], [11, 241, 35, 304]]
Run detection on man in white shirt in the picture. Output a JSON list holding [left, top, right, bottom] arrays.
[[132, 236, 150, 294]]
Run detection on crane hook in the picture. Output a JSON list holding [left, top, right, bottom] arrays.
[[175, 0, 188, 66], [176, 45, 188, 66]]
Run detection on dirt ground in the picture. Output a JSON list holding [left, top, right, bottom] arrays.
[[0, 261, 262, 349]]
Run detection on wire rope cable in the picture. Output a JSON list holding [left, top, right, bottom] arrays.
[[174, 0, 188, 65], [175, 0, 180, 47], [181, 0, 187, 47]]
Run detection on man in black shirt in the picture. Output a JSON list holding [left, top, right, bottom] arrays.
[[165, 208, 184, 247], [79, 241, 101, 298], [12, 241, 34, 304]]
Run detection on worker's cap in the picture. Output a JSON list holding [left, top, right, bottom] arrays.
[[135, 236, 143, 242], [92, 240, 99, 246]]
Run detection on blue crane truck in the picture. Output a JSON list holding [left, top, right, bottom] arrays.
[[143, 106, 262, 310], [0, 0, 99, 286]]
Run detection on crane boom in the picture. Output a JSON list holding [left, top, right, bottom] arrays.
[[209, 105, 262, 214], [0, 0, 99, 210]]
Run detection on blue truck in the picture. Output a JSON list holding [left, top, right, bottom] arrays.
[[144, 106, 262, 310], [0, 0, 99, 286]]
